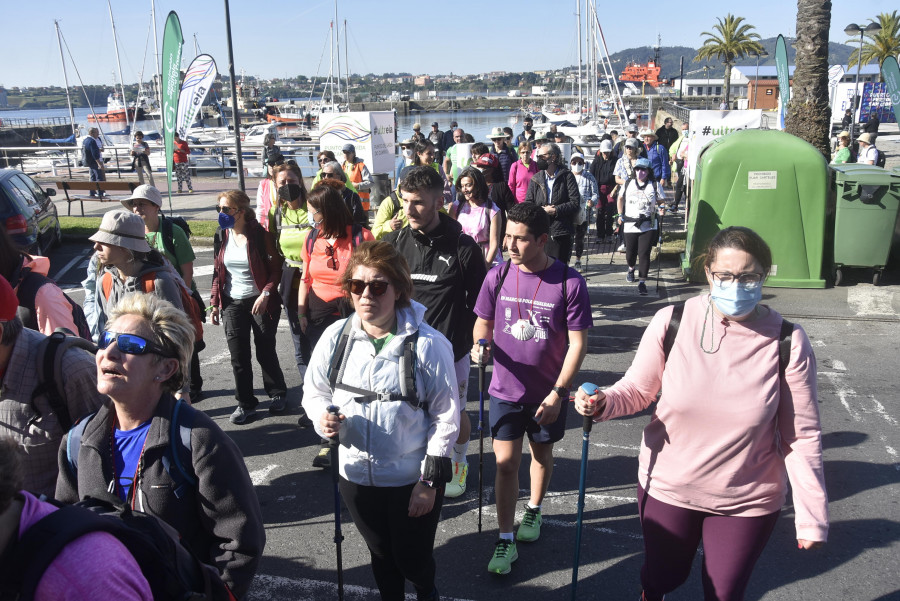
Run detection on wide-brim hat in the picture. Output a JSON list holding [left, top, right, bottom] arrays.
[[89, 209, 151, 253], [640, 128, 657, 139], [400, 138, 417, 147], [858, 132, 875, 145], [487, 126, 507, 139], [836, 130, 850, 139], [121, 184, 162, 210]]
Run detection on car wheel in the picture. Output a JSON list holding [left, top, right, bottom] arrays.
[[53, 220, 62, 248]]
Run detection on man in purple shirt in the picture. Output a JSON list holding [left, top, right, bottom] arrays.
[[472, 202, 592, 575]]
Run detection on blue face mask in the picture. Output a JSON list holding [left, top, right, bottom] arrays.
[[218, 212, 236, 229], [710, 279, 762, 318]]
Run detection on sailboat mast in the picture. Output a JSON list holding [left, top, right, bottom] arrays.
[[329, 21, 335, 111], [107, 0, 133, 133], [54, 20, 77, 138], [152, 0, 162, 114], [344, 19, 350, 103], [334, 1, 341, 103], [576, 0, 583, 121]]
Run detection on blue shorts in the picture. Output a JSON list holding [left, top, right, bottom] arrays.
[[489, 396, 568, 444]]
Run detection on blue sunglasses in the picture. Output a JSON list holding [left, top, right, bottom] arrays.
[[98, 331, 174, 357]]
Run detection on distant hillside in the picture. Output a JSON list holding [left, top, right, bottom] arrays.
[[607, 37, 856, 81]]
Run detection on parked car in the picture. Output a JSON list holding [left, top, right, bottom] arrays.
[[0, 168, 61, 255]]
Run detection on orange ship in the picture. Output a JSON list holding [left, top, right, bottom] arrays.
[[619, 40, 669, 87]]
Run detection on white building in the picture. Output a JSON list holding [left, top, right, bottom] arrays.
[[670, 64, 881, 99]]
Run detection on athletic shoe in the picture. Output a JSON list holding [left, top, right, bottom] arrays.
[[516, 505, 542, 542], [269, 395, 286, 414], [626, 269, 635, 283], [296, 411, 313, 428], [312, 445, 331, 468], [574, 260, 582, 272], [617, 244, 626, 253], [188, 189, 194, 193], [230, 406, 256, 425], [638, 281, 648, 296], [444, 461, 468, 498], [487, 539, 518, 574]]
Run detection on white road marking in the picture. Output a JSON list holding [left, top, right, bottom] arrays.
[[820, 372, 861, 421], [847, 287, 896, 316], [831, 360, 847, 371], [867, 397, 898, 426], [200, 350, 231, 367], [592, 442, 641, 451], [811, 340, 826, 347], [53, 249, 91, 282], [193, 264, 214, 277], [248, 464, 278, 486], [248, 574, 478, 601]]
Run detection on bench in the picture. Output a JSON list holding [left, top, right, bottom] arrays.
[[55, 181, 139, 216]]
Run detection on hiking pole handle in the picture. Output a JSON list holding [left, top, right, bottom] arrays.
[[580, 383, 599, 433], [327, 405, 341, 447]]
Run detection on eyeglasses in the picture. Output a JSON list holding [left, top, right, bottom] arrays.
[[348, 279, 390, 296], [98, 331, 174, 357], [322, 171, 339, 179], [324, 243, 339, 271], [216, 205, 237, 214], [317, 157, 329, 163], [709, 271, 764, 290]]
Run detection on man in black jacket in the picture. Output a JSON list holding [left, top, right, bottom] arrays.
[[655, 118, 679, 151], [383, 166, 488, 499], [524, 143, 582, 264]]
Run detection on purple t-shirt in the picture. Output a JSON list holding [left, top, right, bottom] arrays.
[[17, 491, 153, 601], [474, 259, 593, 403]]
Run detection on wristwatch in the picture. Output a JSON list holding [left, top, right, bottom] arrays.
[[552, 386, 570, 400], [262, 290, 270, 297], [419, 476, 437, 489]]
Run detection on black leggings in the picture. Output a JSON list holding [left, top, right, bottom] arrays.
[[339, 479, 444, 600], [624, 230, 656, 279], [574, 221, 589, 260], [545, 234, 573, 265]]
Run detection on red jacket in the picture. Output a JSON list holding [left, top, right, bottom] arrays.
[[210, 220, 282, 317], [173, 139, 190, 164]]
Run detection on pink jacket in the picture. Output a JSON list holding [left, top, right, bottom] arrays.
[[507, 159, 538, 203], [596, 295, 828, 542], [15, 255, 78, 336]]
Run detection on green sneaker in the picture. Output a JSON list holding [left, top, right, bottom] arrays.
[[487, 539, 518, 574], [516, 505, 542, 542], [444, 461, 468, 498]]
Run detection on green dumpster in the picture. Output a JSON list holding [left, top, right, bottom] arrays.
[[830, 164, 900, 285], [682, 129, 828, 288]]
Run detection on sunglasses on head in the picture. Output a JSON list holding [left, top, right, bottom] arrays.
[[347, 279, 390, 296], [98, 331, 174, 357]]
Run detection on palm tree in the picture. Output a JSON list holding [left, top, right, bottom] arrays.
[[847, 11, 900, 81], [786, 0, 831, 158], [694, 14, 764, 105]]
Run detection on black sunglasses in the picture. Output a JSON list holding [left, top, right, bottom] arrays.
[[347, 279, 390, 296], [325, 243, 339, 271], [99, 331, 174, 357], [321, 171, 340, 179], [216, 205, 237, 214]]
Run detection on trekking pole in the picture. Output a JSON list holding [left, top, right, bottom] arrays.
[[571, 383, 599, 601], [655, 216, 664, 294], [477, 339, 488, 534], [327, 405, 345, 601]]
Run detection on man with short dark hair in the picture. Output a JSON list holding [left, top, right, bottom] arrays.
[[516, 116, 536, 148], [523, 143, 582, 265], [472, 202, 592, 575], [441, 120, 458, 157], [82, 128, 106, 197], [383, 167, 488, 499], [655, 118, 679, 151]]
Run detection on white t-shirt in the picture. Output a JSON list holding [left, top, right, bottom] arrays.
[[621, 179, 664, 234], [860, 145, 879, 165]]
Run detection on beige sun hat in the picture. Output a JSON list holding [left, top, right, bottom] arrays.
[[857, 132, 875, 145], [121, 184, 163, 210], [640, 128, 658, 139], [487, 126, 507, 140], [89, 209, 151, 252]]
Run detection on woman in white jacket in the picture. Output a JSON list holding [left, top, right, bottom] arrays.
[[302, 240, 459, 601]]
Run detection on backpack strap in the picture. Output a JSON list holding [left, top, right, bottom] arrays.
[[160, 216, 177, 259], [351, 223, 365, 247], [390, 191, 401, 216], [778, 319, 794, 379], [304, 226, 320, 258], [160, 399, 197, 499], [65, 412, 96, 479], [30, 332, 97, 433], [493, 260, 513, 301], [663, 303, 685, 362], [13, 267, 43, 330]]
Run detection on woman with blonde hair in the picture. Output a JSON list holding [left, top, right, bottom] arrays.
[[56, 293, 265, 599], [211, 189, 288, 424]]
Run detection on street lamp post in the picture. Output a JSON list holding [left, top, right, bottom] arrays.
[[705, 65, 710, 109], [751, 49, 769, 109], [844, 21, 882, 144]]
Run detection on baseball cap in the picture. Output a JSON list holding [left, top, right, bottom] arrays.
[[570, 152, 585, 161], [624, 137, 640, 149], [431, 121, 439, 127], [475, 153, 500, 169], [342, 143, 355, 153], [599, 140, 613, 153]]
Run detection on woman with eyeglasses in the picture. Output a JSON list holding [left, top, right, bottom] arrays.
[[303, 240, 459, 601], [311, 150, 357, 195], [574, 227, 827, 601], [210, 190, 288, 425], [317, 161, 369, 228], [450, 166, 502, 267], [617, 157, 666, 296], [56, 293, 266, 599]]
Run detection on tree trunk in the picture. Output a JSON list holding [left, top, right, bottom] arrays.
[[786, 0, 832, 158], [724, 62, 733, 105]]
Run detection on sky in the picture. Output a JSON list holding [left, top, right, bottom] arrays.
[[3, 0, 892, 88]]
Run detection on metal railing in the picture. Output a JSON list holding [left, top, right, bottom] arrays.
[[0, 116, 74, 129]]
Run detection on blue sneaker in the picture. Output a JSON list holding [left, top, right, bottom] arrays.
[[626, 269, 636, 283]]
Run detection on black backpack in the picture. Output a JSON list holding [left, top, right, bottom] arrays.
[[875, 149, 886, 169], [159, 214, 192, 258], [30, 331, 98, 433], [0, 494, 230, 601], [13, 263, 92, 340]]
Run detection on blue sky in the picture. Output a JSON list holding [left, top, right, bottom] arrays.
[[4, 0, 891, 88]]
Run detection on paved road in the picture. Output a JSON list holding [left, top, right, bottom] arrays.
[[47, 219, 900, 601]]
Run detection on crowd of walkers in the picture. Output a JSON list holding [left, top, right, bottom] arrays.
[[0, 115, 828, 601]]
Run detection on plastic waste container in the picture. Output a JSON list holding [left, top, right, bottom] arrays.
[[830, 164, 900, 285], [682, 129, 828, 288], [369, 173, 392, 210]]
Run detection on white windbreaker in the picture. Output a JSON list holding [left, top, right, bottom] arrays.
[[303, 300, 460, 487]]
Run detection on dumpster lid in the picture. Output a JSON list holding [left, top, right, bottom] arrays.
[[832, 164, 900, 185]]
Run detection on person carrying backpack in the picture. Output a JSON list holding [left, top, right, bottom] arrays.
[[0, 437, 153, 601], [574, 226, 828, 601], [122, 185, 205, 402], [302, 240, 459, 601], [0, 226, 86, 338], [55, 293, 266, 599], [0, 276, 104, 497]]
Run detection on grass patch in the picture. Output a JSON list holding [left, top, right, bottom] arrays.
[[660, 229, 686, 257], [60, 216, 218, 242]]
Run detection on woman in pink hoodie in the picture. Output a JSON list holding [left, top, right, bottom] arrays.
[[575, 226, 827, 601], [507, 140, 537, 203]]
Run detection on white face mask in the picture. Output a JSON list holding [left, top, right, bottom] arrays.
[[402, 148, 414, 159], [571, 163, 584, 174]]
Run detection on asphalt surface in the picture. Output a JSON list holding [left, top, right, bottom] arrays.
[[43, 205, 900, 601]]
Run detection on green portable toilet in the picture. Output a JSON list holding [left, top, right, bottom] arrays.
[[831, 164, 900, 285], [681, 129, 828, 288]]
